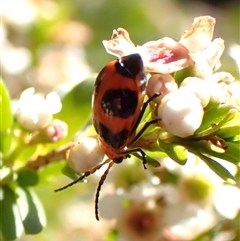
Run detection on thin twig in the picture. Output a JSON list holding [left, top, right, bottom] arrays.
[[26, 146, 70, 170]]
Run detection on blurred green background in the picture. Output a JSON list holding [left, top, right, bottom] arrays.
[[1, 0, 239, 240], [2, 0, 239, 98]]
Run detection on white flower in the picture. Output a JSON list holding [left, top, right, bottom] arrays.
[[116, 202, 162, 241], [160, 155, 240, 239], [15, 88, 62, 131], [214, 184, 240, 219], [102, 28, 193, 74], [227, 81, 240, 99], [99, 179, 165, 220], [1, 0, 36, 28], [157, 88, 204, 137], [163, 203, 218, 240], [228, 43, 240, 71], [179, 16, 227, 79], [179, 16, 216, 53], [1, 42, 32, 75]]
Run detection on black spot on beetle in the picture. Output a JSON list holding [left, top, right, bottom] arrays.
[[101, 89, 138, 118], [97, 122, 129, 149]]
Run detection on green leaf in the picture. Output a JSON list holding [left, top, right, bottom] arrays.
[[38, 161, 66, 185], [105, 229, 119, 241], [145, 155, 161, 167], [0, 167, 16, 185], [0, 80, 13, 132], [159, 141, 188, 165], [227, 136, 240, 143], [198, 140, 240, 164], [174, 66, 195, 85], [199, 140, 226, 153], [195, 153, 236, 184], [17, 168, 39, 187], [1, 132, 12, 156], [217, 111, 240, 139], [50, 77, 94, 148], [10, 145, 38, 165], [0, 185, 24, 240], [217, 126, 240, 139], [224, 141, 240, 163], [196, 103, 237, 135], [186, 140, 239, 165], [61, 163, 82, 180], [132, 153, 161, 168], [16, 187, 46, 234]]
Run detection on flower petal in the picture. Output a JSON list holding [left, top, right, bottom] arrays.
[[102, 28, 136, 57], [203, 38, 225, 72], [214, 185, 240, 219], [139, 37, 194, 73], [180, 16, 216, 52]]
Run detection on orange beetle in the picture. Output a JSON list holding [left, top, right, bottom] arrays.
[[55, 54, 158, 220]]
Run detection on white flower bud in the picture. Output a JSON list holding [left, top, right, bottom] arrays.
[[158, 89, 204, 137], [180, 77, 211, 107], [147, 74, 178, 103], [68, 137, 104, 173]]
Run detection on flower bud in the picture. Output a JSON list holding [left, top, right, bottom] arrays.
[[157, 89, 204, 137], [147, 74, 178, 103], [180, 77, 211, 107], [67, 136, 104, 173], [45, 119, 68, 142]]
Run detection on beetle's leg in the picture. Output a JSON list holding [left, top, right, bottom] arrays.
[[130, 118, 160, 145], [95, 161, 114, 221], [121, 147, 147, 169], [54, 158, 111, 192], [130, 92, 160, 136]]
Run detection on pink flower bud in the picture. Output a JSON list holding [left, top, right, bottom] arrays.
[[147, 74, 178, 103], [45, 119, 68, 142]]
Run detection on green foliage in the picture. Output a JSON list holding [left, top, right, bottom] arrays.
[[1, 186, 24, 241], [0, 81, 13, 156], [1, 78, 93, 240], [0, 80, 13, 132]]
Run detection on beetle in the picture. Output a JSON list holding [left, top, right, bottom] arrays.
[[55, 53, 159, 220]]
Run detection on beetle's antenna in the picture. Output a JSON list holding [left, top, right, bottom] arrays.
[[95, 160, 114, 221], [54, 158, 111, 192]]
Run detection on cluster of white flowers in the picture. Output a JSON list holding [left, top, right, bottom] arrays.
[[103, 16, 236, 138], [66, 16, 240, 241], [14, 87, 68, 142]]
